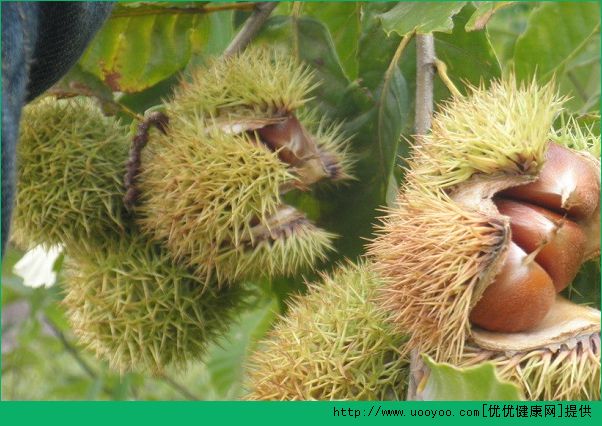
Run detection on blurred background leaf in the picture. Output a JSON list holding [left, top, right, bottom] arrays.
[[79, 3, 212, 92], [514, 2, 600, 113]]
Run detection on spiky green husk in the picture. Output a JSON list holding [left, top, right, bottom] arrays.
[[412, 78, 563, 189], [369, 184, 506, 363], [63, 235, 248, 373], [552, 115, 601, 158], [169, 47, 317, 119], [211, 220, 335, 283], [139, 122, 291, 249], [138, 117, 335, 284], [460, 333, 600, 400], [245, 262, 408, 400], [369, 78, 573, 363], [370, 78, 600, 400], [301, 111, 355, 181], [13, 97, 128, 248]]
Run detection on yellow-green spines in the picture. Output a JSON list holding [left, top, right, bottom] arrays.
[[460, 333, 600, 400], [302, 113, 355, 182], [137, 50, 345, 285], [245, 262, 408, 400], [138, 122, 291, 250], [211, 217, 335, 284], [369, 184, 506, 363], [369, 78, 569, 363], [412, 78, 564, 189], [13, 97, 128, 248], [170, 48, 317, 118], [63, 236, 248, 373], [369, 77, 600, 401], [138, 119, 334, 283], [552, 115, 601, 158]]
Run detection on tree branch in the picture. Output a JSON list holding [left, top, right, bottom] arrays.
[[111, 3, 258, 18], [44, 315, 98, 380], [157, 373, 202, 401], [407, 33, 437, 401], [414, 34, 436, 137], [223, 2, 278, 58]]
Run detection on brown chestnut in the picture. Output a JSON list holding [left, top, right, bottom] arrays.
[[470, 242, 556, 332]]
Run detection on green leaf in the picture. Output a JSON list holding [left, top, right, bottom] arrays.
[[419, 355, 523, 401], [302, 3, 410, 259], [116, 74, 180, 114], [378, 2, 467, 36], [514, 2, 600, 83], [358, 3, 410, 190], [79, 4, 211, 92], [465, 2, 514, 32], [375, 66, 408, 190], [358, 2, 401, 92], [565, 261, 601, 309], [201, 294, 279, 399], [435, 4, 501, 93], [255, 14, 405, 258], [53, 64, 114, 102], [513, 2, 601, 113], [485, 2, 534, 66], [557, 35, 601, 113], [194, 9, 234, 57], [301, 2, 361, 80]]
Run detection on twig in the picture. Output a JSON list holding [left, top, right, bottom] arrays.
[[434, 59, 462, 99], [407, 33, 437, 401], [123, 112, 169, 211], [223, 2, 278, 57], [111, 3, 258, 18], [44, 315, 98, 380], [415, 34, 436, 137], [157, 373, 201, 401]]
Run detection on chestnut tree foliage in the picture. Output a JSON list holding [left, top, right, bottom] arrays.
[[2, 1, 599, 400]]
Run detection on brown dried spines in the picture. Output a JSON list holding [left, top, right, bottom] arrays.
[[370, 77, 599, 358], [123, 112, 169, 211], [369, 183, 507, 362], [463, 299, 600, 400]]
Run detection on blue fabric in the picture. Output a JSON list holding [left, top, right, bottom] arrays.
[[1, 2, 113, 255]]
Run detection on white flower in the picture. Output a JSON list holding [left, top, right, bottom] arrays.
[[13, 245, 63, 288]]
